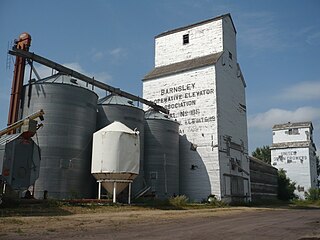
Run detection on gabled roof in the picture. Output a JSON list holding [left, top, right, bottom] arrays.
[[143, 52, 223, 81], [270, 141, 314, 149], [156, 13, 236, 38], [95, 121, 136, 134], [272, 121, 313, 131], [98, 94, 134, 106]]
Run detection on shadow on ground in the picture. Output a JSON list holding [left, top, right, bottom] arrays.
[[0, 198, 72, 217]]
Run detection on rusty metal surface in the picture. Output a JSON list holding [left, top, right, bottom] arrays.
[[7, 33, 32, 133]]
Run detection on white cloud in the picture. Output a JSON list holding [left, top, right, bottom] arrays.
[[277, 81, 320, 101], [306, 31, 320, 46], [25, 62, 112, 83], [248, 107, 320, 130], [110, 47, 127, 59], [63, 62, 112, 84], [92, 51, 104, 61], [90, 47, 127, 62]]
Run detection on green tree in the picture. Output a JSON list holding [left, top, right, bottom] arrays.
[[252, 145, 271, 164], [277, 169, 296, 201], [316, 156, 320, 188]]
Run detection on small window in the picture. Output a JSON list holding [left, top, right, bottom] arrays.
[[297, 185, 304, 192], [229, 51, 233, 60], [190, 143, 197, 151], [230, 158, 236, 170], [288, 128, 299, 135], [183, 34, 189, 44], [236, 159, 242, 172]]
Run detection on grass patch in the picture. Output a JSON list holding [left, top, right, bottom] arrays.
[[169, 195, 189, 207], [0, 199, 72, 217], [291, 199, 320, 209], [3, 196, 320, 218]]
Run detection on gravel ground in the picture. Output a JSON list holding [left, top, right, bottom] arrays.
[[1, 207, 320, 240]]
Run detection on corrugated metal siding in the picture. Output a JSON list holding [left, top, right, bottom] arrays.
[[249, 157, 278, 201], [96, 95, 145, 196], [0, 134, 22, 146], [21, 77, 98, 199], [144, 111, 179, 199]]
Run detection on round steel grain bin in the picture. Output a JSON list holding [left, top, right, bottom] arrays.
[[144, 109, 180, 199], [91, 121, 140, 196], [21, 74, 98, 199], [96, 95, 145, 196]]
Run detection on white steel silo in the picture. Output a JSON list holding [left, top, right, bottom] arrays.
[[91, 121, 140, 203]]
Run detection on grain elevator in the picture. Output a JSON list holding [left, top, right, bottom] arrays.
[[5, 13, 257, 203], [143, 14, 250, 202], [271, 121, 318, 199]]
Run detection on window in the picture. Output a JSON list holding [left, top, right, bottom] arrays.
[[236, 159, 242, 172], [183, 34, 189, 44], [230, 158, 236, 170], [229, 51, 233, 60], [287, 128, 299, 135], [190, 143, 197, 151]]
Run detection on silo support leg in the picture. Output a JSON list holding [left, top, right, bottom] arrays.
[[113, 182, 117, 203], [128, 182, 132, 205], [98, 182, 101, 200]]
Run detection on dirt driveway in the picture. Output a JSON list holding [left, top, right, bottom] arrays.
[[1, 207, 320, 240]]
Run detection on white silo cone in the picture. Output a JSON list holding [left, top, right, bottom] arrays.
[[91, 121, 140, 203]]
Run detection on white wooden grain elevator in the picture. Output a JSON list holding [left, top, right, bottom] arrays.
[[143, 13, 250, 202], [271, 121, 318, 199]]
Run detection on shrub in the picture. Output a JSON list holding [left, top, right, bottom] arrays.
[[277, 169, 296, 201], [207, 195, 228, 207], [169, 195, 189, 207], [305, 188, 320, 201]]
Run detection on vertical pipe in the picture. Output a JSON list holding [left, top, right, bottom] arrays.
[[98, 181, 101, 200], [164, 153, 168, 194], [128, 182, 132, 204], [32, 184, 35, 197], [7, 33, 31, 133], [113, 181, 117, 203], [2, 183, 6, 194]]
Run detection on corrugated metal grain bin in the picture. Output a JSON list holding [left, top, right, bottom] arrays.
[[96, 95, 145, 196], [144, 109, 179, 199], [21, 74, 98, 199], [0, 134, 40, 192]]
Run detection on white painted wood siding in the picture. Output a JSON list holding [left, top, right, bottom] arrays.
[[155, 20, 223, 67], [215, 53, 250, 201], [273, 127, 312, 143], [143, 66, 219, 201], [271, 147, 317, 199], [143, 14, 249, 202]]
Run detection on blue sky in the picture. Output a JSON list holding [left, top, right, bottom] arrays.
[[1, 0, 319, 154]]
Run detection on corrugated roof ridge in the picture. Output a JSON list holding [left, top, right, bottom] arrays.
[[270, 140, 312, 149], [272, 121, 313, 130], [155, 13, 235, 38], [249, 156, 277, 169], [143, 52, 223, 80], [0, 133, 22, 145]]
